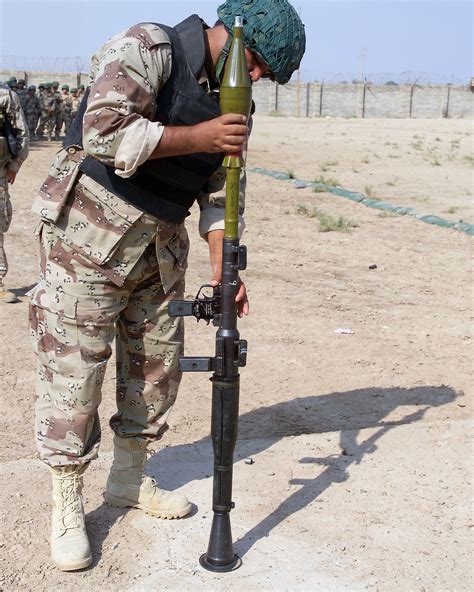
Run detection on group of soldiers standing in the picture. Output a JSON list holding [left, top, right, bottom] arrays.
[[4, 77, 84, 141]]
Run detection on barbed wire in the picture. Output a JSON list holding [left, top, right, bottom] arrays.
[[0, 56, 469, 86], [0, 55, 90, 73], [299, 70, 470, 86]]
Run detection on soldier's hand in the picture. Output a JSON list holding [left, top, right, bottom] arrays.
[[207, 228, 249, 318], [235, 279, 249, 318], [153, 115, 248, 159], [192, 114, 248, 154]]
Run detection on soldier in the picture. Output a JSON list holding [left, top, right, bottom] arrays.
[[16, 78, 28, 108], [69, 87, 80, 123], [23, 85, 41, 139], [76, 83, 85, 100], [0, 83, 29, 302], [36, 82, 56, 140], [29, 0, 305, 571], [51, 81, 63, 140], [61, 85, 73, 135], [7, 78, 18, 93]]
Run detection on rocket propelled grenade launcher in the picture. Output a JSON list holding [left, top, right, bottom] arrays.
[[168, 15, 252, 573]]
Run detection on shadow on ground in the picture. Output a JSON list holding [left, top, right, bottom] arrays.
[[87, 385, 456, 562]]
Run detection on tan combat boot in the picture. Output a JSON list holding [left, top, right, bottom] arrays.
[[50, 465, 92, 571], [104, 435, 192, 519]]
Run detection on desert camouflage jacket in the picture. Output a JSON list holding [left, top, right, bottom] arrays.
[[32, 21, 246, 237], [0, 84, 29, 176]]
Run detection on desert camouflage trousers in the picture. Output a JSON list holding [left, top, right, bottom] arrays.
[[0, 178, 12, 284], [29, 191, 189, 468]]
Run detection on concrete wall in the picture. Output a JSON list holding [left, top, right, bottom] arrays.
[[252, 81, 473, 119], [2, 69, 472, 119]]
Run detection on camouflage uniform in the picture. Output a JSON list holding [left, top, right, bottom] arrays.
[[70, 91, 80, 124], [23, 88, 41, 138], [36, 87, 56, 140], [51, 84, 63, 139], [61, 89, 73, 134], [30, 23, 245, 468], [16, 80, 28, 109], [0, 84, 29, 288]]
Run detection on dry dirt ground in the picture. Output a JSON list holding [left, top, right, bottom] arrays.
[[0, 116, 472, 591]]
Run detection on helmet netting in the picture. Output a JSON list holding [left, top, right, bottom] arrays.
[[217, 0, 306, 84]]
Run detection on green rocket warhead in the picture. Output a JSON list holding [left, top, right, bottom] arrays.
[[220, 15, 252, 240], [219, 15, 252, 170]]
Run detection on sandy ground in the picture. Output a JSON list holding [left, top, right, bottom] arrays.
[[0, 116, 472, 591]]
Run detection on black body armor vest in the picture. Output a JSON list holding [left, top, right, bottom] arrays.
[[64, 15, 223, 223]]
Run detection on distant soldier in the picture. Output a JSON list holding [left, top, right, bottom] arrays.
[[16, 79, 28, 108], [23, 85, 41, 139], [0, 83, 29, 302], [76, 83, 85, 100], [7, 78, 18, 94], [70, 87, 80, 119], [36, 82, 56, 140], [60, 84, 73, 134], [51, 81, 63, 140]]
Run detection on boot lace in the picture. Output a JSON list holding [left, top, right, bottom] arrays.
[[57, 472, 83, 530]]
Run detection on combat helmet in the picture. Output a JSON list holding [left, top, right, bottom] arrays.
[[28, 85, 36, 91], [217, 0, 305, 84], [61, 84, 69, 90]]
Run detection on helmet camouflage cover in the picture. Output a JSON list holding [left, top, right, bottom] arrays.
[[217, 0, 306, 84]]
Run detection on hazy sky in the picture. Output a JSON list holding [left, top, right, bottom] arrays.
[[0, 0, 472, 83]]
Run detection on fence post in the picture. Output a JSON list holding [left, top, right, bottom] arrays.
[[274, 82, 279, 113], [409, 84, 415, 118], [306, 83, 311, 117], [361, 80, 367, 118], [444, 83, 452, 118], [319, 83, 323, 117]]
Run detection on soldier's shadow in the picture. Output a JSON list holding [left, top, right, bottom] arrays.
[[87, 385, 456, 563]]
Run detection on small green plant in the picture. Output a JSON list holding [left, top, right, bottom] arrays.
[[320, 160, 339, 172], [431, 158, 441, 166], [364, 185, 376, 198], [287, 170, 295, 179], [313, 174, 340, 187], [445, 207, 458, 214], [296, 204, 316, 217], [386, 177, 398, 187], [316, 210, 357, 232], [352, 167, 359, 173], [268, 110, 284, 117], [410, 140, 423, 150], [462, 154, 474, 165], [434, 137, 441, 142], [295, 205, 357, 232], [361, 155, 370, 164]]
